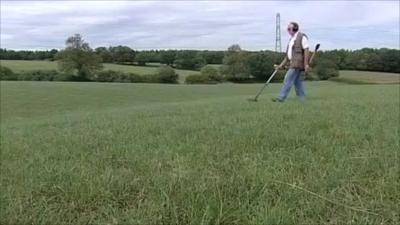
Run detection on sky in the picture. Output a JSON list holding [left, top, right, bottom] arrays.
[[1, 0, 399, 51]]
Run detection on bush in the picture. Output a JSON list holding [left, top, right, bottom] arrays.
[[323, 68, 339, 79], [305, 70, 319, 81], [94, 68, 178, 84], [127, 73, 143, 83], [94, 70, 121, 82], [186, 65, 224, 84], [18, 70, 59, 81], [93, 70, 135, 83], [113, 73, 132, 83], [94, 70, 173, 83], [156, 65, 179, 84], [0, 66, 179, 84], [53, 73, 75, 81], [200, 65, 223, 82], [0, 65, 18, 80], [314, 59, 339, 80], [0, 67, 76, 82]]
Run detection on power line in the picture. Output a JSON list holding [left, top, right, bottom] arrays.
[[275, 13, 281, 52]]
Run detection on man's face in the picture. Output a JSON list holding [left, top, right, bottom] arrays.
[[287, 24, 296, 36]]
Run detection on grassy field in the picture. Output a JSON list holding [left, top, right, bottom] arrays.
[[333, 70, 400, 84], [0, 81, 399, 225], [0, 60, 199, 82]]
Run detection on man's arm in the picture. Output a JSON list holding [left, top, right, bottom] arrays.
[[275, 57, 288, 70], [302, 34, 310, 72], [304, 48, 310, 72]]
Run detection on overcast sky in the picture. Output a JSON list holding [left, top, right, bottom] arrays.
[[1, 1, 399, 51]]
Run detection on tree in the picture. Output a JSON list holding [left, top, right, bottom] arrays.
[[365, 52, 384, 71], [174, 51, 206, 70], [109, 45, 135, 63], [248, 51, 284, 81], [145, 50, 161, 63], [379, 49, 400, 73], [135, 52, 151, 66], [95, 47, 113, 63], [0, 48, 58, 60], [160, 50, 177, 66], [200, 51, 224, 64], [227, 44, 242, 52], [220, 44, 251, 81], [56, 34, 103, 80]]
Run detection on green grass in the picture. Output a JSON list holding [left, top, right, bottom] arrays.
[[332, 70, 400, 84], [0, 60, 199, 83], [1, 81, 399, 224], [0, 59, 58, 71]]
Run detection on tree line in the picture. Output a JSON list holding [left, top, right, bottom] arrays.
[[0, 47, 224, 69], [1, 34, 399, 84], [317, 48, 400, 73], [0, 49, 59, 61], [1, 45, 399, 74]]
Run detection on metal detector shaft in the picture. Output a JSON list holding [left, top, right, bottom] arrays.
[[253, 69, 278, 100]]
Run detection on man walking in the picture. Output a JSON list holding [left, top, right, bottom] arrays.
[[273, 22, 310, 102]]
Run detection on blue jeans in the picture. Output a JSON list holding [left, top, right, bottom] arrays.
[[278, 68, 305, 101]]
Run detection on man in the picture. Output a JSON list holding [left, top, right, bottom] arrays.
[[273, 22, 310, 102]]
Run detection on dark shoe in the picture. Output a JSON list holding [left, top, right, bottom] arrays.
[[271, 97, 284, 103]]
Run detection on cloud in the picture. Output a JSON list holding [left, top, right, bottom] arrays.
[[1, 1, 399, 50]]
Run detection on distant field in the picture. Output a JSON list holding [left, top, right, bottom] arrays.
[[0, 60, 58, 71], [333, 70, 400, 84], [0, 60, 199, 82], [1, 81, 399, 224]]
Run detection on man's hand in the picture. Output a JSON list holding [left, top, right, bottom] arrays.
[[274, 64, 282, 70], [304, 64, 310, 73], [275, 57, 288, 71]]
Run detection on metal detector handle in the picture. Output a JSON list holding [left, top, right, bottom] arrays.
[[266, 69, 278, 84], [309, 43, 321, 65], [309, 51, 317, 65], [253, 69, 279, 100]]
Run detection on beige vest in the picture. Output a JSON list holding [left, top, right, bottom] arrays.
[[285, 32, 306, 70]]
